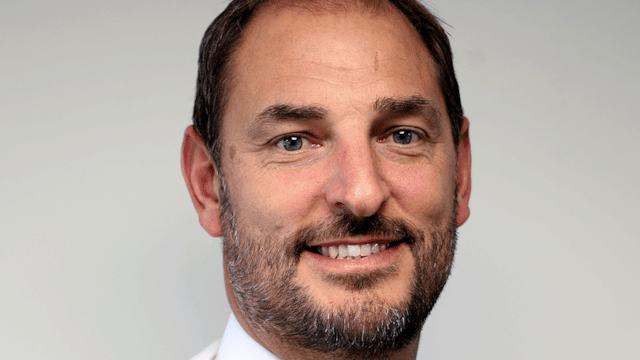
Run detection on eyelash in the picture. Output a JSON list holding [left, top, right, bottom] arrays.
[[275, 133, 317, 152], [381, 128, 425, 145]]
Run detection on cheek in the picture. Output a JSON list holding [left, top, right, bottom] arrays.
[[384, 162, 456, 222], [228, 165, 327, 232]]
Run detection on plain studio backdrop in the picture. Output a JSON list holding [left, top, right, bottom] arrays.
[[1, 0, 638, 359]]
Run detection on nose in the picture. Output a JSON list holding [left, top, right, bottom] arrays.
[[324, 140, 390, 218]]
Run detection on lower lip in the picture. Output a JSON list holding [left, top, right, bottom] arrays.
[[302, 243, 404, 274]]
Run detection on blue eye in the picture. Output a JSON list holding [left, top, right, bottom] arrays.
[[277, 136, 306, 151], [392, 130, 419, 144]]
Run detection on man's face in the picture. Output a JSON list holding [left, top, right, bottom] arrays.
[[212, 5, 469, 357]]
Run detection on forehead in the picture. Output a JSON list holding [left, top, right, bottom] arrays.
[[224, 4, 447, 133]]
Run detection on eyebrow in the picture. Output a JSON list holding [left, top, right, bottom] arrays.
[[253, 103, 328, 125], [373, 95, 442, 123], [249, 103, 328, 138], [249, 95, 442, 138], [372, 95, 443, 137]]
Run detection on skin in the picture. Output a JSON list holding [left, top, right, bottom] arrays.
[[182, 5, 471, 360]]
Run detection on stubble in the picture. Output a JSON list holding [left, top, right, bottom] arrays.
[[219, 175, 458, 359]]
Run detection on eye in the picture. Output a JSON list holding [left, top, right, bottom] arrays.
[[390, 129, 420, 145], [276, 135, 309, 151]]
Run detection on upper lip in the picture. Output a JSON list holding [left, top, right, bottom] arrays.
[[307, 238, 398, 247]]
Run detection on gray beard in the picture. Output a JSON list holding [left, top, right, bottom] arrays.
[[219, 178, 458, 359]]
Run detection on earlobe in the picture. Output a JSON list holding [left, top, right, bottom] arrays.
[[181, 126, 224, 237], [455, 118, 471, 227]]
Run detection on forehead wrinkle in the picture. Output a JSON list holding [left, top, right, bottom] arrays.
[[248, 103, 329, 139]]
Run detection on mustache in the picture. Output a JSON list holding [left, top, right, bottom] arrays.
[[290, 212, 422, 256]]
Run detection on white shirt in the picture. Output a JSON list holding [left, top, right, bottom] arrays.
[[189, 314, 280, 360]]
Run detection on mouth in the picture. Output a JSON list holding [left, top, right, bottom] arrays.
[[304, 240, 402, 260]]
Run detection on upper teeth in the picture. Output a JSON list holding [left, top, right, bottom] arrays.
[[318, 243, 389, 260]]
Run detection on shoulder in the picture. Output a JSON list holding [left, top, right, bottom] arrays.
[[189, 340, 220, 360]]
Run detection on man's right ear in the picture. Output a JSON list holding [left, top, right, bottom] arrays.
[[181, 126, 223, 237]]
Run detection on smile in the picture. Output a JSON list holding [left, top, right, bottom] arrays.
[[308, 241, 401, 260], [302, 240, 405, 274]]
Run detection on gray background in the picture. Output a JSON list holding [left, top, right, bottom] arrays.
[[1, 0, 638, 359]]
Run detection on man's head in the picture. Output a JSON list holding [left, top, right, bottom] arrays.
[[182, 1, 470, 359]]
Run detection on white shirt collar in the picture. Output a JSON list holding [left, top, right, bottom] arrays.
[[216, 313, 280, 360]]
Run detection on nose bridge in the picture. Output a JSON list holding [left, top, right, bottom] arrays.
[[326, 134, 389, 217]]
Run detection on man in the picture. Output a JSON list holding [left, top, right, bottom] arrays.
[[182, 0, 471, 359]]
